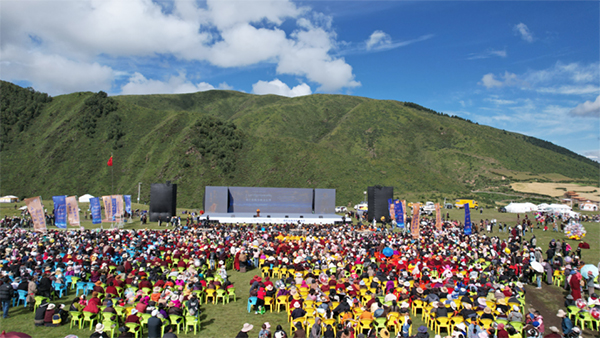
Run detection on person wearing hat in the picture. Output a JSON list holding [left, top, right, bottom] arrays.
[[416, 325, 430, 338], [116, 326, 135, 338], [90, 323, 110, 338], [259, 322, 272, 338], [125, 308, 141, 324], [481, 307, 494, 321], [43, 303, 56, 326], [291, 301, 307, 319], [544, 326, 561, 338], [147, 309, 162, 338], [507, 305, 523, 323], [0, 277, 14, 319], [236, 323, 254, 338], [556, 309, 573, 335]]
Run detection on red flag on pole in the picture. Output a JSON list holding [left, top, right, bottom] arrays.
[[107, 156, 113, 166]]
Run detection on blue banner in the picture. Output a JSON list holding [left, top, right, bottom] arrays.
[[395, 199, 404, 228], [464, 203, 472, 235], [52, 195, 67, 228], [124, 195, 132, 214], [111, 197, 117, 220], [90, 197, 102, 225]]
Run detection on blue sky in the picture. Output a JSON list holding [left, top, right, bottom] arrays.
[[1, 1, 598, 159]]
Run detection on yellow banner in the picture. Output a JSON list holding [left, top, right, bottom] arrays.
[[25, 196, 46, 233], [411, 203, 420, 239], [66, 196, 80, 226], [102, 196, 113, 221], [435, 203, 442, 231], [389, 201, 395, 220]]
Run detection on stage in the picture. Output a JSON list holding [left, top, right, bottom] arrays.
[[198, 212, 343, 224]]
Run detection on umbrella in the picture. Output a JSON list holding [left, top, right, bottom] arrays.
[[0, 332, 33, 338], [530, 261, 544, 273], [581, 264, 599, 279], [382, 247, 394, 257]]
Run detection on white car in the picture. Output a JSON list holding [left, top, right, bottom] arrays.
[[335, 206, 348, 213], [354, 202, 368, 210]]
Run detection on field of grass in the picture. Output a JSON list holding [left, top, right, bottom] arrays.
[[511, 182, 600, 201], [1, 202, 599, 337]]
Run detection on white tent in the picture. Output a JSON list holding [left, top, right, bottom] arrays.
[[504, 202, 537, 213], [0, 195, 19, 203], [78, 194, 94, 203], [580, 202, 598, 211]]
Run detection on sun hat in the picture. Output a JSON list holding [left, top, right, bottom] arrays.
[[152, 309, 158, 316], [95, 323, 105, 333], [549, 326, 560, 333], [294, 302, 301, 308], [418, 326, 428, 333], [557, 309, 567, 318], [47, 304, 56, 310], [131, 309, 138, 315], [241, 323, 254, 332], [484, 307, 492, 314]]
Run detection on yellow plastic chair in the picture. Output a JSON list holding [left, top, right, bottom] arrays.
[[276, 295, 288, 312], [412, 299, 425, 315], [358, 318, 374, 334], [436, 317, 452, 335], [204, 289, 216, 304], [290, 316, 306, 335]]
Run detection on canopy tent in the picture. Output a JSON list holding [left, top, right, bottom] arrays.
[[504, 202, 537, 213], [0, 195, 19, 203], [78, 194, 94, 203]]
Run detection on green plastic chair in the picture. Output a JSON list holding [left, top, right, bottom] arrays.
[[102, 319, 118, 338], [82, 311, 97, 330], [70, 311, 83, 329], [575, 311, 595, 330], [169, 314, 184, 334], [125, 322, 141, 338], [215, 289, 228, 304], [227, 288, 237, 302], [185, 315, 200, 334]]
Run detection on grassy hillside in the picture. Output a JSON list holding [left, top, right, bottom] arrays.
[[1, 81, 597, 208]]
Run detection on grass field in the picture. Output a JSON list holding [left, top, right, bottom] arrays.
[[1, 203, 598, 337], [511, 182, 600, 201]]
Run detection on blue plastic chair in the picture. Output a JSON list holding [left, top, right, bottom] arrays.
[[16, 289, 28, 307], [53, 282, 68, 299], [87, 282, 96, 293], [247, 296, 258, 313], [75, 282, 88, 296]]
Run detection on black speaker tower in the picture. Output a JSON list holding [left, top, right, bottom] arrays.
[[149, 181, 177, 222], [367, 186, 393, 222]]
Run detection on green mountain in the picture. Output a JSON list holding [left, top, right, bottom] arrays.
[[1, 81, 597, 208]]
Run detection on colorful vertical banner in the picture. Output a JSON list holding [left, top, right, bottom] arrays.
[[102, 196, 113, 221], [401, 200, 406, 228], [25, 196, 46, 233], [388, 199, 396, 220], [464, 203, 472, 235], [66, 196, 80, 227], [114, 195, 124, 218], [111, 197, 117, 220], [435, 203, 442, 231], [90, 197, 102, 224], [52, 195, 67, 228], [411, 203, 420, 238], [124, 195, 132, 214], [395, 200, 404, 228]]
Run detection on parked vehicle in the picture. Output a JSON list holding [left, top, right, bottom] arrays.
[[455, 199, 479, 209], [444, 203, 453, 209], [354, 201, 368, 210], [498, 207, 507, 213], [422, 201, 436, 213], [335, 206, 348, 213]]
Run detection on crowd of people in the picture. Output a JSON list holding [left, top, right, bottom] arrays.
[[0, 213, 598, 338]]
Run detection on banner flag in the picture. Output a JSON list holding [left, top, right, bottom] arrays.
[[435, 203, 442, 231], [411, 203, 420, 239], [52, 195, 67, 228], [395, 200, 404, 228], [111, 197, 117, 220], [124, 195, 132, 214], [464, 203, 472, 235], [66, 196, 80, 227], [115, 195, 124, 219], [401, 200, 406, 228], [90, 197, 102, 224], [388, 199, 395, 220], [25, 196, 46, 233], [107, 156, 113, 166], [102, 196, 113, 221]]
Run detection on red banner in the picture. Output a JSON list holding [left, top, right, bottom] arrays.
[[66, 196, 80, 227], [411, 203, 420, 239], [25, 196, 46, 233], [435, 203, 442, 231]]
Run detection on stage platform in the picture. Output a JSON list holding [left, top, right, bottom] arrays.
[[199, 212, 342, 224]]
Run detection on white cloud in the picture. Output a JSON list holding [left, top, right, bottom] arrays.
[[467, 49, 507, 60], [485, 97, 516, 105], [121, 72, 216, 95], [479, 72, 518, 89], [252, 79, 312, 97], [0, 45, 114, 95], [513, 23, 534, 42], [570, 95, 600, 118], [366, 31, 392, 50], [0, 0, 360, 94], [583, 150, 599, 161]]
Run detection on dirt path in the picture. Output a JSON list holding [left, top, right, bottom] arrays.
[[525, 283, 599, 338]]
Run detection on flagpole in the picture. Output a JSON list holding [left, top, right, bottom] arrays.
[[111, 152, 114, 196]]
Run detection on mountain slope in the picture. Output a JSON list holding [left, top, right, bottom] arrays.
[[1, 81, 597, 207]]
